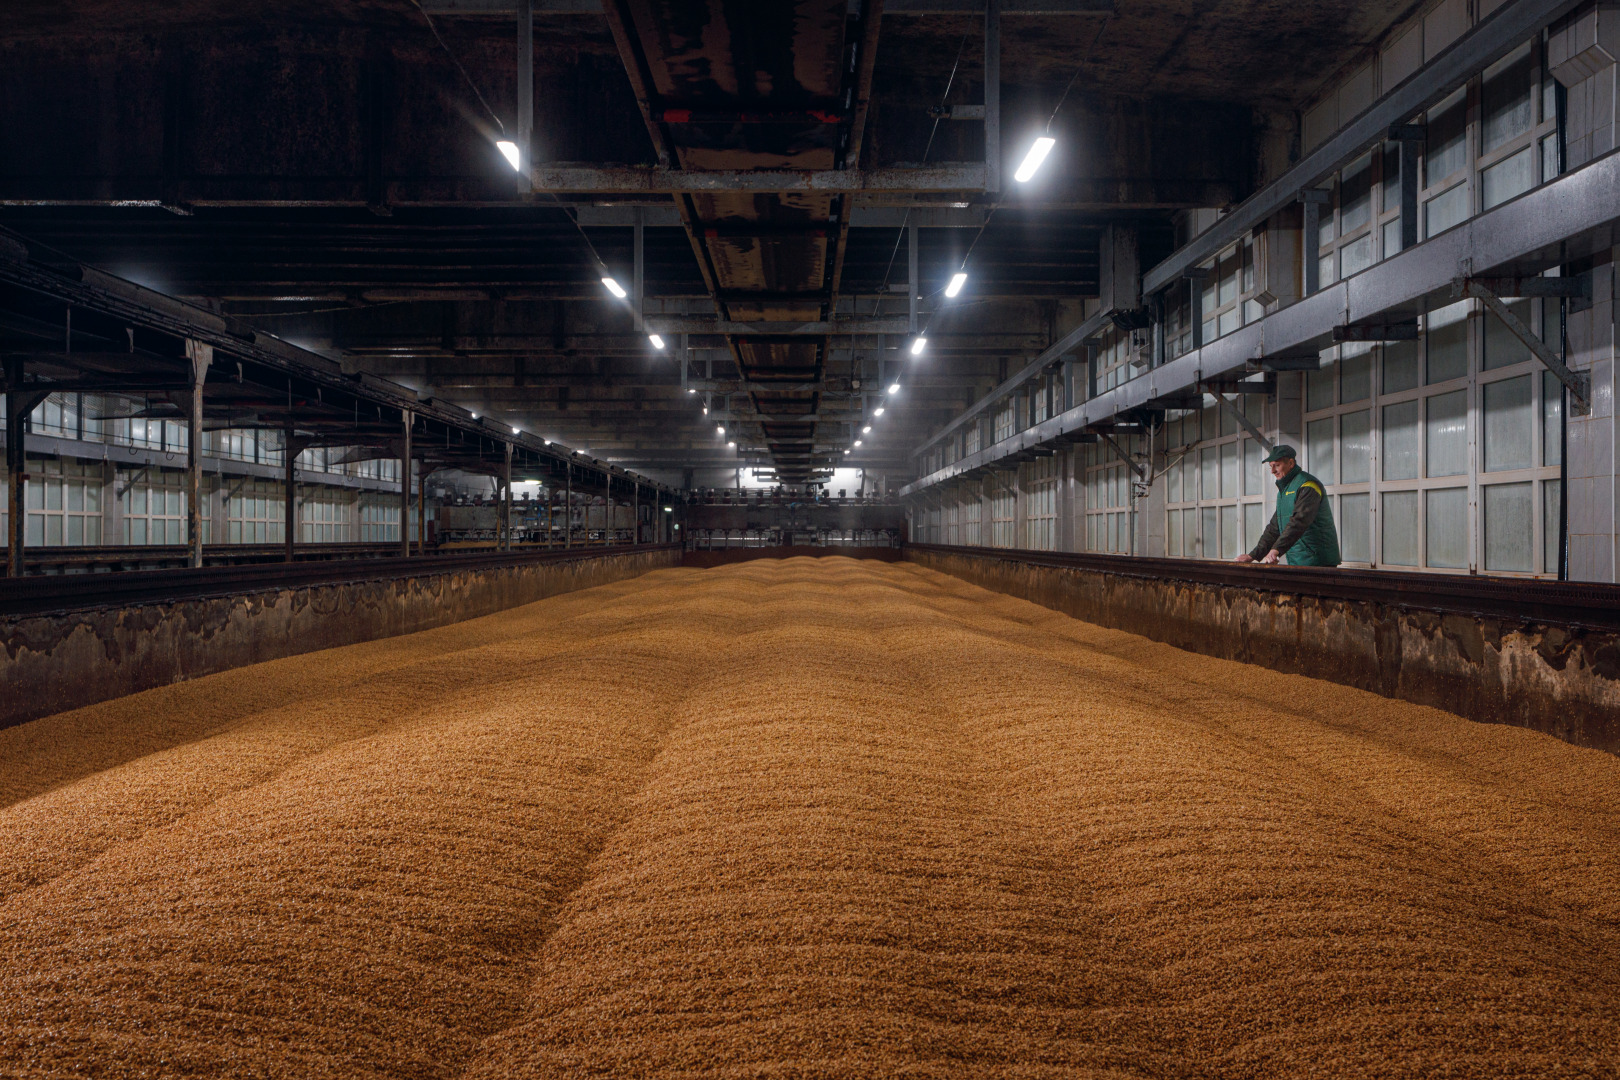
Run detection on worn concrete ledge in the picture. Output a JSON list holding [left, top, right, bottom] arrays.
[[908, 544, 1620, 755], [1, 546, 681, 731]]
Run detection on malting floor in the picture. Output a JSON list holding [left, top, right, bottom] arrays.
[[2, 557, 1619, 1079]]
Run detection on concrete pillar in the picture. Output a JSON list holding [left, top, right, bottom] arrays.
[[565, 462, 572, 548], [399, 409, 412, 558], [185, 340, 211, 568], [283, 417, 296, 562], [502, 441, 513, 552]]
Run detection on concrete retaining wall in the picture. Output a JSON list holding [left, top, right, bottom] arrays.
[[909, 547, 1620, 755], [2, 546, 680, 730]]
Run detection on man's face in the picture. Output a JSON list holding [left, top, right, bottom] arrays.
[[1268, 457, 1295, 480]]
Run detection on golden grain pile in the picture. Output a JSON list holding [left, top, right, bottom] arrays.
[[2, 558, 1618, 1079]]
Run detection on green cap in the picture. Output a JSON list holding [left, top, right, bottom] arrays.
[[1262, 444, 1297, 463]]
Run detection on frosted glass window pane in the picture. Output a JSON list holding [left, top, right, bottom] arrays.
[[1383, 400, 1421, 480], [1383, 491, 1419, 566], [1481, 45, 1534, 152], [1542, 371, 1563, 466], [1426, 390, 1468, 477], [26, 515, 44, 546], [1482, 298, 1533, 369], [46, 515, 63, 545], [1383, 218, 1402, 258], [1383, 340, 1420, 393], [1243, 439, 1262, 496], [87, 517, 101, 545], [1167, 509, 1181, 556], [67, 516, 83, 545], [1167, 459, 1181, 503], [1244, 502, 1263, 552], [1339, 233, 1374, 277], [1541, 134, 1560, 183], [1483, 376, 1531, 472], [1340, 493, 1371, 563], [1219, 402, 1237, 437], [1341, 154, 1373, 232], [1484, 482, 1533, 571], [1201, 448, 1218, 501], [1481, 146, 1535, 209], [1426, 301, 1469, 383], [1341, 346, 1372, 402], [1427, 87, 1468, 183], [1426, 488, 1468, 568], [1425, 184, 1469, 237], [1341, 411, 1371, 483], [1306, 418, 1336, 484], [1220, 442, 1238, 498], [1201, 507, 1217, 558], [1543, 480, 1561, 573], [1184, 509, 1199, 557], [1220, 505, 1239, 559], [1307, 362, 1336, 411]]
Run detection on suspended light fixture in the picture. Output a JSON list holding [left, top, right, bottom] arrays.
[[874, 406, 885, 416], [496, 141, 522, 171], [909, 337, 927, 356], [512, 426, 521, 434], [601, 276, 628, 299], [1014, 136, 1056, 183], [717, 425, 725, 435], [888, 382, 901, 394], [854, 440, 863, 447], [862, 425, 872, 434], [648, 334, 666, 349], [945, 271, 968, 298], [470, 411, 478, 419]]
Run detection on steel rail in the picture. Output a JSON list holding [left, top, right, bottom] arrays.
[[906, 543, 1620, 632], [0, 543, 681, 618]]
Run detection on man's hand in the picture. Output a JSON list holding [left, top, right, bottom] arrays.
[[1261, 548, 1283, 565], [1235, 553, 1254, 563]]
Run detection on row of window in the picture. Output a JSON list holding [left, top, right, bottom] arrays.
[[1, 462, 423, 547], [12, 394, 401, 481]]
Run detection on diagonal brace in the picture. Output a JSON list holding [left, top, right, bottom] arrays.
[[1458, 278, 1590, 415], [1208, 389, 1274, 452], [1098, 431, 1146, 480]]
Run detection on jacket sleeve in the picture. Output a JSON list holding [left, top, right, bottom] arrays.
[[1274, 482, 1324, 554], [1249, 512, 1279, 559]]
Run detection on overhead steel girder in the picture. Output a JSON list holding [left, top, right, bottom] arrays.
[[528, 165, 986, 194], [651, 319, 911, 335], [901, 147, 1620, 498], [423, 0, 1110, 13], [576, 205, 995, 228], [1142, 0, 1588, 296]]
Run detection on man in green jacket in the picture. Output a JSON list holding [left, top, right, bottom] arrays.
[[1236, 444, 1340, 567]]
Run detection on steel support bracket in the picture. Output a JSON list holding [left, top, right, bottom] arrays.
[[1208, 388, 1275, 452], [1332, 320, 1420, 342], [1457, 277, 1591, 415], [1097, 430, 1147, 479]]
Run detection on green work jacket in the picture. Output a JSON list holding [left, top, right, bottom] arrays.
[[1250, 466, 1341, 566]]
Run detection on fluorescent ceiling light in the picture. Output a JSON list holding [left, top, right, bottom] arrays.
[[909, 337, 926, 356], [687, 388, 696, 394], [717, 425, 725, 434], [496, 141, 521, 171], [854, 440, 863, 447], [648, 333, 665, 349], [727, 441, 735, 448], [1013, 136, 1056, 183], [874, 406, 885, 416], [888, 382, 901, 394], [862, 425, 872, 434], [945, 272, 967, 298], [512, 426, 521, 434], [664, 505, 673, 512], [601, 276, 628, 298], [543, 439, 551, 445], [469, 411, 478, 419]]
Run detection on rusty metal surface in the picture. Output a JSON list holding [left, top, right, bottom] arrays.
[[1, 544, 682, 730], [682, 545, 902, 567], [909, 544, 1620, 755]]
